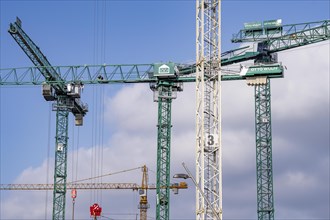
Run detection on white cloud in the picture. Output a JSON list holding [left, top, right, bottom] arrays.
[[105, 84, 157, 134], [222, 129, 255, 174], [272, 42, 330, 120], [282, 170, 318, 188]]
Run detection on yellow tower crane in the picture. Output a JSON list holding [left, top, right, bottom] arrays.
[[0, 165, 188, 220]]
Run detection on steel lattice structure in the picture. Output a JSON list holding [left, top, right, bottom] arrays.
[[153, 80, 183, 220], [156, 82, 173, 220], [196, 0, 222, 219], [52, 105, 69, 219], [254, 79, 274, 219]]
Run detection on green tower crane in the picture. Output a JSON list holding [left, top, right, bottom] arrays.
[[7, 17, 88, 220], [227, 19, 330, 220], [151, 64, 185, 220]]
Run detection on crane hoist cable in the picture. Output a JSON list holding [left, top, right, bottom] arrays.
[[90, 0, 108, 206], [70, 119, 81, 220], [44, 102, 52, 219], [71, 116, 75, 182], [69, 166, 143, 184], [75, 127, 80, 182], [99, 85, 106, 202]]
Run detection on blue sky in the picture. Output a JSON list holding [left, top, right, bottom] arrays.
[[0, 0, 329, 219]]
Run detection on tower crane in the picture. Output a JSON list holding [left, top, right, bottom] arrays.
[[7, 17, 88, 220], [1, 16, 329, 220], [226, 19, 330, 220], [0, 165, 188, 220]]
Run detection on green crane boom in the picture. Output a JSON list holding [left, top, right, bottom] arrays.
[[0, 63, 284, 85]]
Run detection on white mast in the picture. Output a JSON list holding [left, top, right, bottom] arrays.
[[195, 0, 222, 219]]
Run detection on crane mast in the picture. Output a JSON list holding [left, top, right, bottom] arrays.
[[196, 0, 222, 219], [138, 165, 150, 220], [155, 82, 173, 220], [245, 72, 276, 219], [254, 79, 274, 219], [150, 63, 184, 220]]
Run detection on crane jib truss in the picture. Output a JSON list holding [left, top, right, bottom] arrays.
[[0, 182, 188, 191], [1, 16, 329, 220]]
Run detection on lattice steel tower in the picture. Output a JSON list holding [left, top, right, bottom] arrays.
[[255, 79, 274, 219], [196, 0, 222, 219]]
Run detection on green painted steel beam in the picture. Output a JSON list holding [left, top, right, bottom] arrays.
[[8, 18, 65, 93]]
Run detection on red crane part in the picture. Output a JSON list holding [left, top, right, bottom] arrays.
[[90, 203, 102, 217], [71, 189, 77, 199]]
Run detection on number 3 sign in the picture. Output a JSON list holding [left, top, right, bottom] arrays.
[[206, 134, 218, 147]]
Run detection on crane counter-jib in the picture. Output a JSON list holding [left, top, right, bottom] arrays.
[[232, 19, 330, 43]]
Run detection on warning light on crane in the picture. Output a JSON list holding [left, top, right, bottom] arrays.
[[90, 203, 102, 218], [71, 188, 77, 199]]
